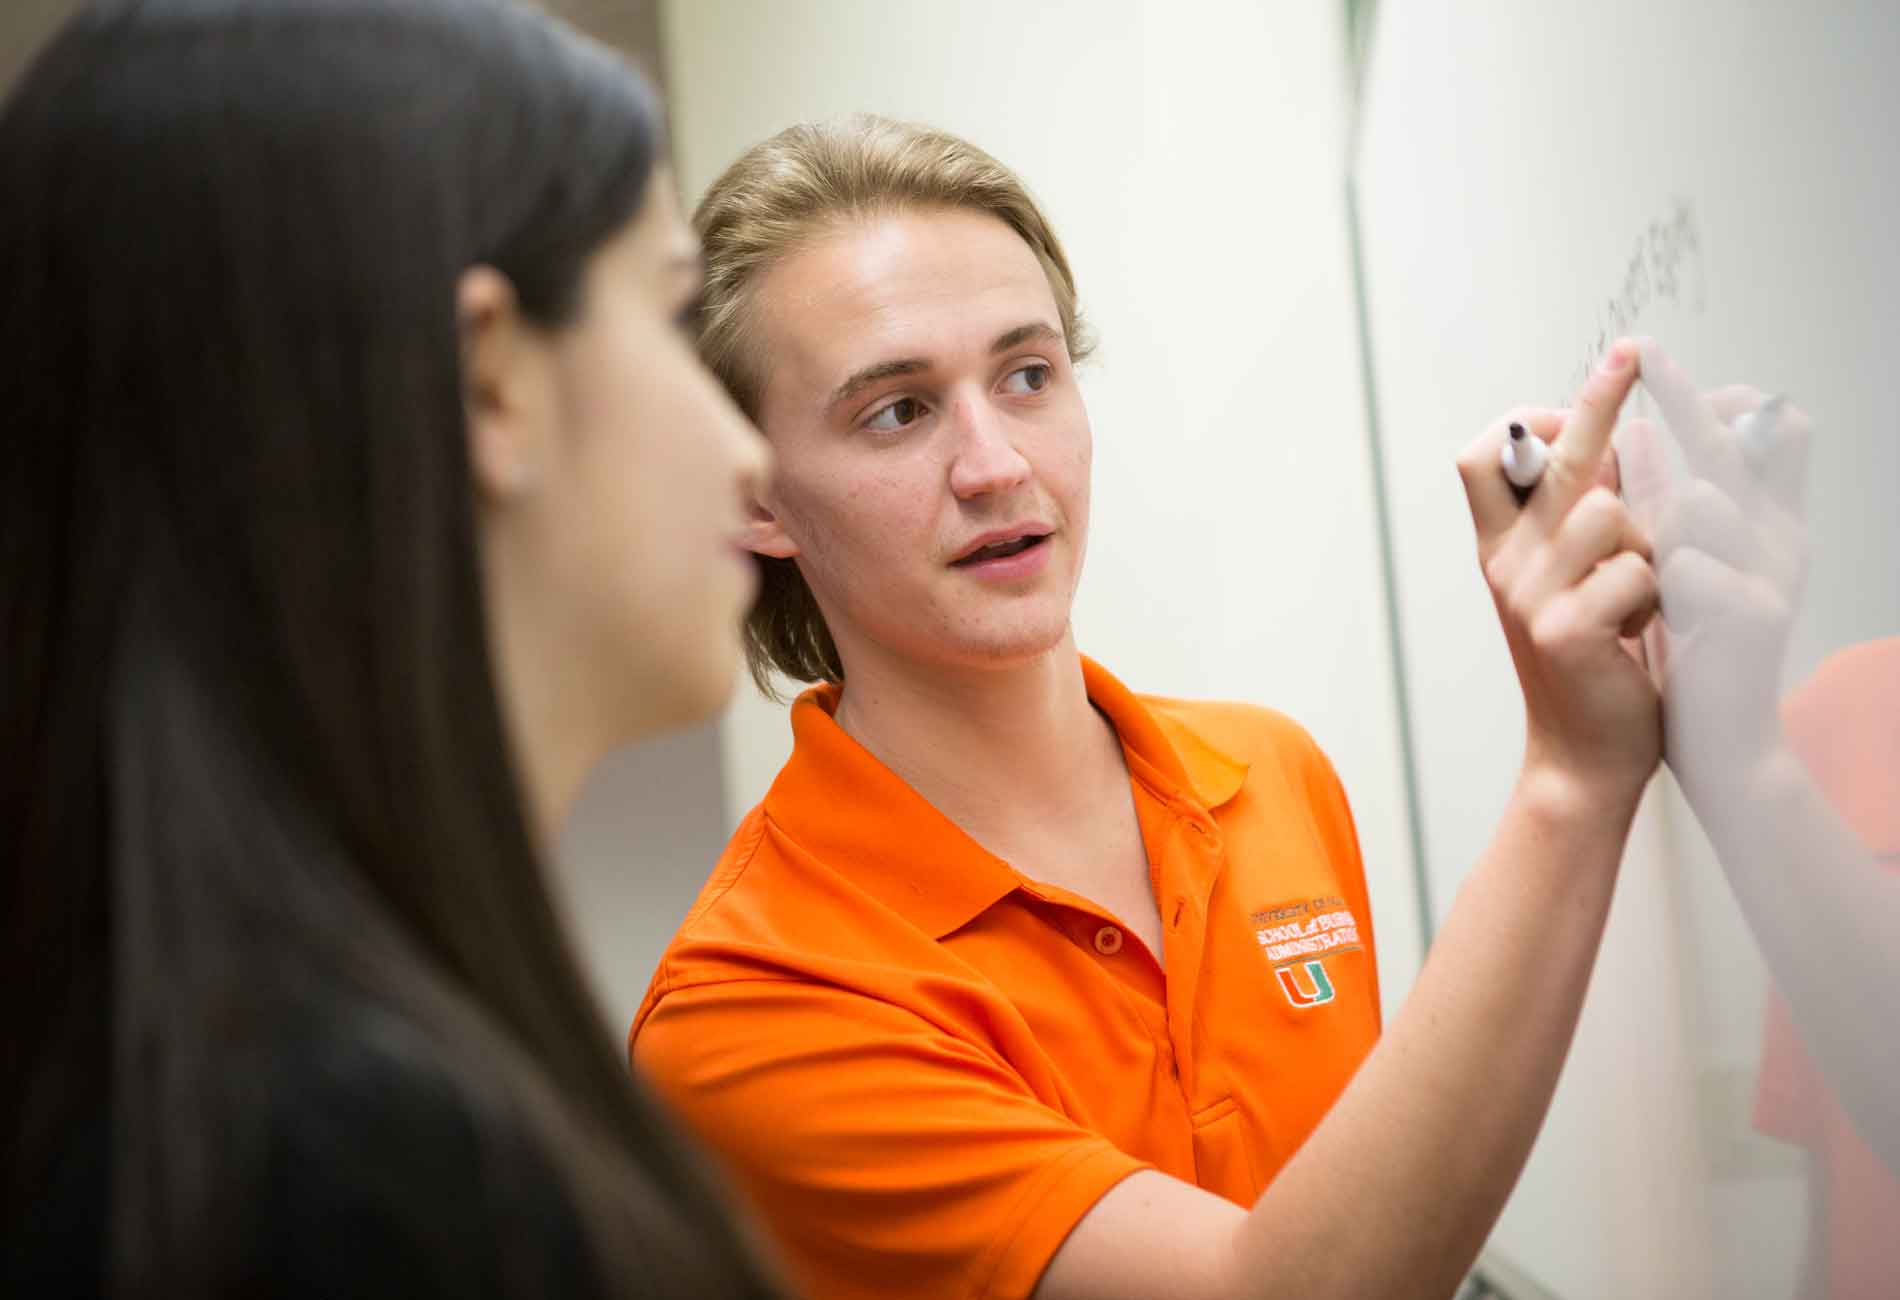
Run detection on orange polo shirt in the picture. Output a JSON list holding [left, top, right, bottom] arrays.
[[630, 656, 1380, 1300]]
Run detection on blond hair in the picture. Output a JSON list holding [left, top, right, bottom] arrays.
[[691, 114, 1094, 696]]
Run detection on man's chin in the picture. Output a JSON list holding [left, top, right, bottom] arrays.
[[937, 615, 1076, 671], [842, 590, 1077, 676]]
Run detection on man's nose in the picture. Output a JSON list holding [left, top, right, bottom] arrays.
[[946, 394, 1031, 500]]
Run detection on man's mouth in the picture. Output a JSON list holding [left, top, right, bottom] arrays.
[[952, 533, 1050, 566]]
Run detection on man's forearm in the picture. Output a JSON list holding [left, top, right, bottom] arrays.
[[1221, 765, 1641, 1299]]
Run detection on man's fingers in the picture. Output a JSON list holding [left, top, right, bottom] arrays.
[[1568, 549, 1661, 639], [1594, 446, 1622, 494], [1527, 485, 1652, 605], [1539, 339, 1640, 520], [1458, 407, 1565, 546]]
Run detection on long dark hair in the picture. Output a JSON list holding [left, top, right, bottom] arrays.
[[1, 1, 776, 1294]]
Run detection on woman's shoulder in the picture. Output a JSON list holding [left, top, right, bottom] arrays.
[[1, 1008, 602, 1299], [252, 1007, 603, 1299]]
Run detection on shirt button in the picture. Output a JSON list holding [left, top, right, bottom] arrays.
[[1093, 925, 1124, 956]]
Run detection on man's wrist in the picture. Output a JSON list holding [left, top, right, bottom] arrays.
[[1513, 758, 1649, 831]]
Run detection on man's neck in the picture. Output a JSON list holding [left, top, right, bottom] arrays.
[[830, 630, 1124, 857]]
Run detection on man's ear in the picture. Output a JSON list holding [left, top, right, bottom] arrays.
[[459, 266, 551, 502], [743, 492, 801, 559]]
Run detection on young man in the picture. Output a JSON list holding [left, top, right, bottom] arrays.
[[630, 115, 1663, 1300]]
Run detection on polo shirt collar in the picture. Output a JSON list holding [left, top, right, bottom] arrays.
[[761, 655, 1249, 939], [1080, 657, 1248, 811]]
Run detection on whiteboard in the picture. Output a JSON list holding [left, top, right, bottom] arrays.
[[1356, 3, 1900, 1296]]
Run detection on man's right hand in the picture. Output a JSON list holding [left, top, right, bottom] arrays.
[[1457, 338, 1663, 809]]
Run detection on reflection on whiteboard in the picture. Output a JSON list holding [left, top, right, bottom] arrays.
[[1625, 340, 1900, 1297]]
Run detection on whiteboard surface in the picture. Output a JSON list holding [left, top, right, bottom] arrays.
[[1357, 3, 1899, 1295]]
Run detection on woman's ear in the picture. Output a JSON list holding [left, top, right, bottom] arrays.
[[459, 266, 552, 501]]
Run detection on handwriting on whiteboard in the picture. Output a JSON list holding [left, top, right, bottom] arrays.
[[1571, 198, 1707, 391]]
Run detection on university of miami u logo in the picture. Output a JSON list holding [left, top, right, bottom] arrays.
[[1275, 960, 1336, 1009]]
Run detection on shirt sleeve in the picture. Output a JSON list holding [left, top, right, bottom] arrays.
[[634, 976, 1150, 1300]]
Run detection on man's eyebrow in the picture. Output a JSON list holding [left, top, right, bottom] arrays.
[[990, 321, 1063, 354], [827, 357, 930, 411], [824, 321, 1064, 412]]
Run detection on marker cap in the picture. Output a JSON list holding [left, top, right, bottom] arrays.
[[1501, 422, 1549, 489]]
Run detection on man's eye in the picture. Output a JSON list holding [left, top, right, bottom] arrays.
[[1002, 363, 1052, 395], [864, 396, 924, 433]]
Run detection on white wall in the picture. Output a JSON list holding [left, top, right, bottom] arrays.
[[556, 722, 727, 1032], [662, 0, 1423, 1021]]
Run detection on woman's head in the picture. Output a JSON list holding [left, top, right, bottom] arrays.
[[463, 159, 765, 834], [688, 114, 1094, 692], [6, 0, 760, 840], [2, 1, 768, 1292]]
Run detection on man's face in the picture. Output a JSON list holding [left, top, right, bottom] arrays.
[[745, 206, 1093, 679]]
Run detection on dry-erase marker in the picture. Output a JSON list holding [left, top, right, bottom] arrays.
[[1501, 421, 1547, 503]]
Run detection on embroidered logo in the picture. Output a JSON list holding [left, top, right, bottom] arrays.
[[1275, 960, 1336, 1007], [1250, 895, 1362, 1011]]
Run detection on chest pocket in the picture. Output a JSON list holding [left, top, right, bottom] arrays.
[[1190, 1095, 1261, 1205]]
